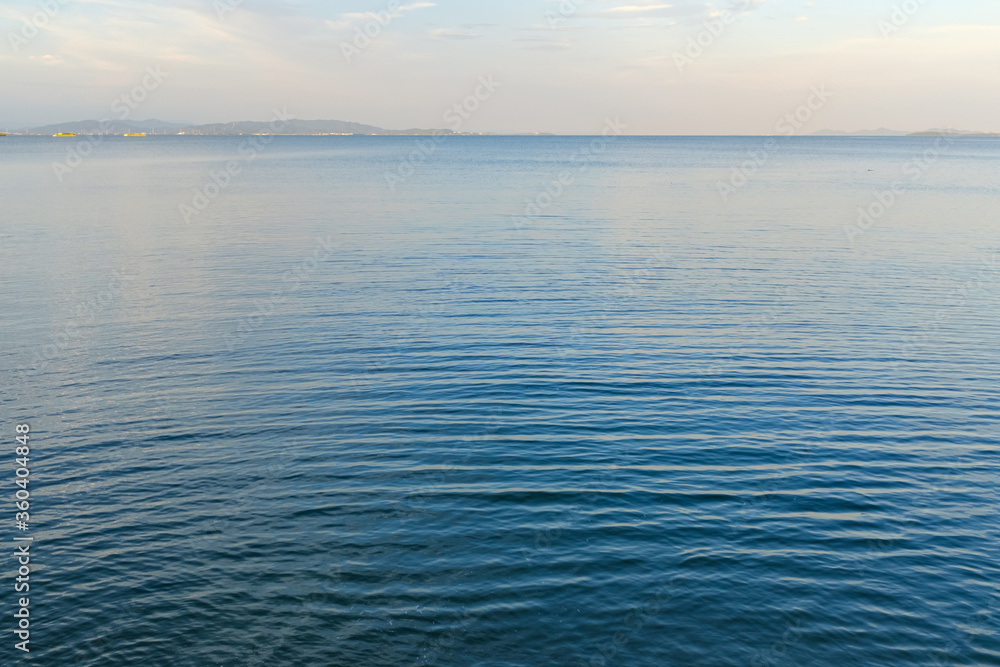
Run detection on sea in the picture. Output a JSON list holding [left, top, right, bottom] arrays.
[[2, 135, 999, 666]]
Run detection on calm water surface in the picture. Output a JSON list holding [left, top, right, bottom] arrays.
[[2, 136, 999, 666]]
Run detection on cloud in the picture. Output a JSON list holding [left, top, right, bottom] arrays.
[[428, 28, 482, 40], [325, 2, 434, 31], [575, 0, 764, 22], [604, 4, 675, 13], [576, 1, 702, 21], [515, 36, 572, 50], [28, 54, 66, 65]]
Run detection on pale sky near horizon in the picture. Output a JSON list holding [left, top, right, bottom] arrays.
[[1, 0, 999, 134]]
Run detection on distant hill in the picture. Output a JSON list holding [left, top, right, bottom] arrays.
[[908, 128, 1000, 137], [813, 127, 999, 137], [811, 128, 911, 136], [178, 119, 383, 135], [23, 119, 188, 134], [178, 119, 457, 136], [17, 118, 456, 136]]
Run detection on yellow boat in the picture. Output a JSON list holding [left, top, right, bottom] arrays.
[[53, 132, 76, 137], [124, 133, 146, 137], [0, 133, 7, 137]]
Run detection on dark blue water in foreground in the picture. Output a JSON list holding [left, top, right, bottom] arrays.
[[2, 135, 999, 666]]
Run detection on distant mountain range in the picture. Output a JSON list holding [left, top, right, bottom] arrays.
[[907, 129, 1000, 137], [811, 128, 910, 136], [8, 119, 999, 137], [812, 128, 1000, 137], [20, 119, 189, 135], [12, 118, 459, 136]]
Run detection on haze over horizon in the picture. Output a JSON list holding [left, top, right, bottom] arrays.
[[2, 0, 999, 134], [9, 117, 999, 137]]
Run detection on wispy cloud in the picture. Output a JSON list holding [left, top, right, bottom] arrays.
[[4, 0, 1000, 135], [428, 28, 482, 40], [28, 54, 66, 65], [515, 35, 572, 50], [577, 0, 761, 22], [325, 2, 435, 31], [577, 1, 699, 21], [604, 4, 674, 13]]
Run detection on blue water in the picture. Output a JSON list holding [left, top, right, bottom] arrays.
[[2, 135, 1000, 666]]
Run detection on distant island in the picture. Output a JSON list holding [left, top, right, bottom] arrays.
[[5, 119, 997, 137], [5, 118, 554, 136], [812, 128, 1000, 137]]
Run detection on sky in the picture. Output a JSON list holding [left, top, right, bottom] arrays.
[[1, 0, 999, 134]]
